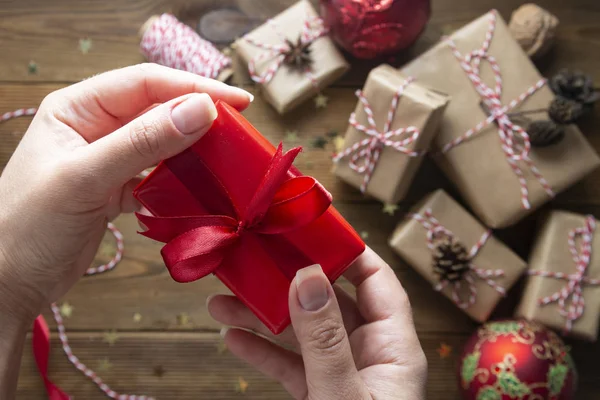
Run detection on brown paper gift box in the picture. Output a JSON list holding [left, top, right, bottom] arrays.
[[333, 64, 449, 204], [516, 211, 600, 341], [389, 189, 527, 322], [235, 0, 349, 114], [401, 11, 600, 228]]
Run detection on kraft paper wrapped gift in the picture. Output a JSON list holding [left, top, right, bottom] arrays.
[[389, 190, 527, 322], [516, 211, 600, 341], [333, 64, 449, 204], [401, 10, 600, 228], [235, 0, 349, 114]]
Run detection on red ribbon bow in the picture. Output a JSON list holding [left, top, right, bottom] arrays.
[[137, 144, 332, 283]]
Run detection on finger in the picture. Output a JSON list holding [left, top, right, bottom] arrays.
[[344, 246, 415, 327], [289, 265, 369, 400], [76, 92, 216, 192], [50, 63, 252, 141], [207, 294, 299, 347], [105, 177, 144, 221], [222, 328, 308, 400], [207, 288, 363, 349]]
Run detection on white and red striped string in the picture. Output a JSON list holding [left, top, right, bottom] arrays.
[[411, 209, 505, 310], [332, 77, 422, 193], [242, 14, 328, 88], [529, 215, 600, 333], [2, 109, 152, 399], [440, 10, 553, 210], [140, 14, 231, 80]]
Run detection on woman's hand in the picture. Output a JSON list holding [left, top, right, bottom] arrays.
[[0, 63, 252, 323], [208, 247, 428, 400]]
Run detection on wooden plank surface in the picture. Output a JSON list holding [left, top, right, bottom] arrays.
[[1, 0, 599, 398]]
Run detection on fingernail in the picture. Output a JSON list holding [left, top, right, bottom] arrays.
[[246, 91, 255, 103], [295, 264, 329, 311], [220, 326, 230, 338], [205, 294, 216, 308], [172, 93, 218, 135]]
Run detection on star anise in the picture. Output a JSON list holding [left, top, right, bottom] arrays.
[[283, 37, 313, 70]]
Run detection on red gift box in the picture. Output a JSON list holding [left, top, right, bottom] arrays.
[[133, 101, 365, 334]]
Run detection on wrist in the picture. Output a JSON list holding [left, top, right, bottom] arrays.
[[0, 249, 42, 325]]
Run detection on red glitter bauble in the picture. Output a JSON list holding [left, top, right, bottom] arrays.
[[319, 0, 431, 59], [458, 320, 577, 400]]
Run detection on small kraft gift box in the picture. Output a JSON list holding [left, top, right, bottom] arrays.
[[516, 211, 600, 341], [389, 190, 527, 322], [133, 101, 365, 334], [235, 0, 349, 114], [333, 64, 449, 204], [401, 10, 600, 228]]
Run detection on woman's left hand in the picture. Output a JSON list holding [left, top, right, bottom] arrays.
[[0, 63, 252, 323]]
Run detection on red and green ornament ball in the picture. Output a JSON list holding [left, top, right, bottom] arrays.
[[458, 320, 577, 400]]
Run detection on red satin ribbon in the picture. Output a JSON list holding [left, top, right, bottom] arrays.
[[136, 144, 332, 283], [33, 315, 70, 400]]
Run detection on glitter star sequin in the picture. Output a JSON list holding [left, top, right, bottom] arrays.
[[79, 38, 93, 54], [235, 377, 249, 393], [59, 302, 74, 318], [437, 343, 453, 359], [383, 203, 398, 216], [97, 358, 113, 371], [176, 312, 190, 327], [314, 93, 329, 109], [133, 313, 142, 323], [102, 330, 120, 346]]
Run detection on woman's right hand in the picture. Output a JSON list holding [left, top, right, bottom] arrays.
[[208, 247, 428, 400]]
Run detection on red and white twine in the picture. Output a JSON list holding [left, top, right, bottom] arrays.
[[529, 215, 600, 333], [140, 14, 231, 80], [411, 209, 506, 309], [243, 15, 328, 87], [332, 78, 422, 193], [440, 10, 554, 209], [2, 109, 152, 399]]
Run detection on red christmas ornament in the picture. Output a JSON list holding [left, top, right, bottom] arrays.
[[458, 320, 577, 400], [319, 0, 431, 59]]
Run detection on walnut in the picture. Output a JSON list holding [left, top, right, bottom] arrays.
[[509, 4, 559, 59]]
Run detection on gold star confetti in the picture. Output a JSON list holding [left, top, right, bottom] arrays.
[[97, 358, 113, 371], [176, 312, 190, 327], [360, 231, 369, 240], [217, 341, 228, 355], [133, 313, 142, 323], [437, 343, 452, 359], [383, 203, 398, 216], [314, 93, 329, 109], [59, 302, 74, 318], [235, 377, 249, 393], [79, 38, 93, 54], [102, 330, 120, 346], [333, 135, 346, 153], [284, 130, 299, 143], [153, 365, 165, 377], [311, 136, 328, 149], [28, 61, 38, 74]]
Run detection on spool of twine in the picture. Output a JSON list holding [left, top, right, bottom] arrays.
[[139, 14, 233, 82]]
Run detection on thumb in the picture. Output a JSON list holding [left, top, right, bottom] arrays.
[[289, 265, 369, 400], [81, 92, 217, 190]]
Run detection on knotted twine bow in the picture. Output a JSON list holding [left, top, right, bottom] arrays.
[[137, 144, 332, 282], [411, 209, 506, 309], [332, 77, 422, 193], [440, 10, 554, 209], [529, 215, 600, 333], [243, 15, 328, 86]]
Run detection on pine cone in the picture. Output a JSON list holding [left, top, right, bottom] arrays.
[[432, 238, 471, 283], [283, 37, 313, 70], [548, 97, 586, 124], [527, 120, 565, 147], [549, 69, 600, 105]]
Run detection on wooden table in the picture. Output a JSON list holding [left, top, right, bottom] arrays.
[[1, 0, 599, 398]]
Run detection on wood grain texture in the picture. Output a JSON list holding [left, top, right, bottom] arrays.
[[1, 0, 600, 398]]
